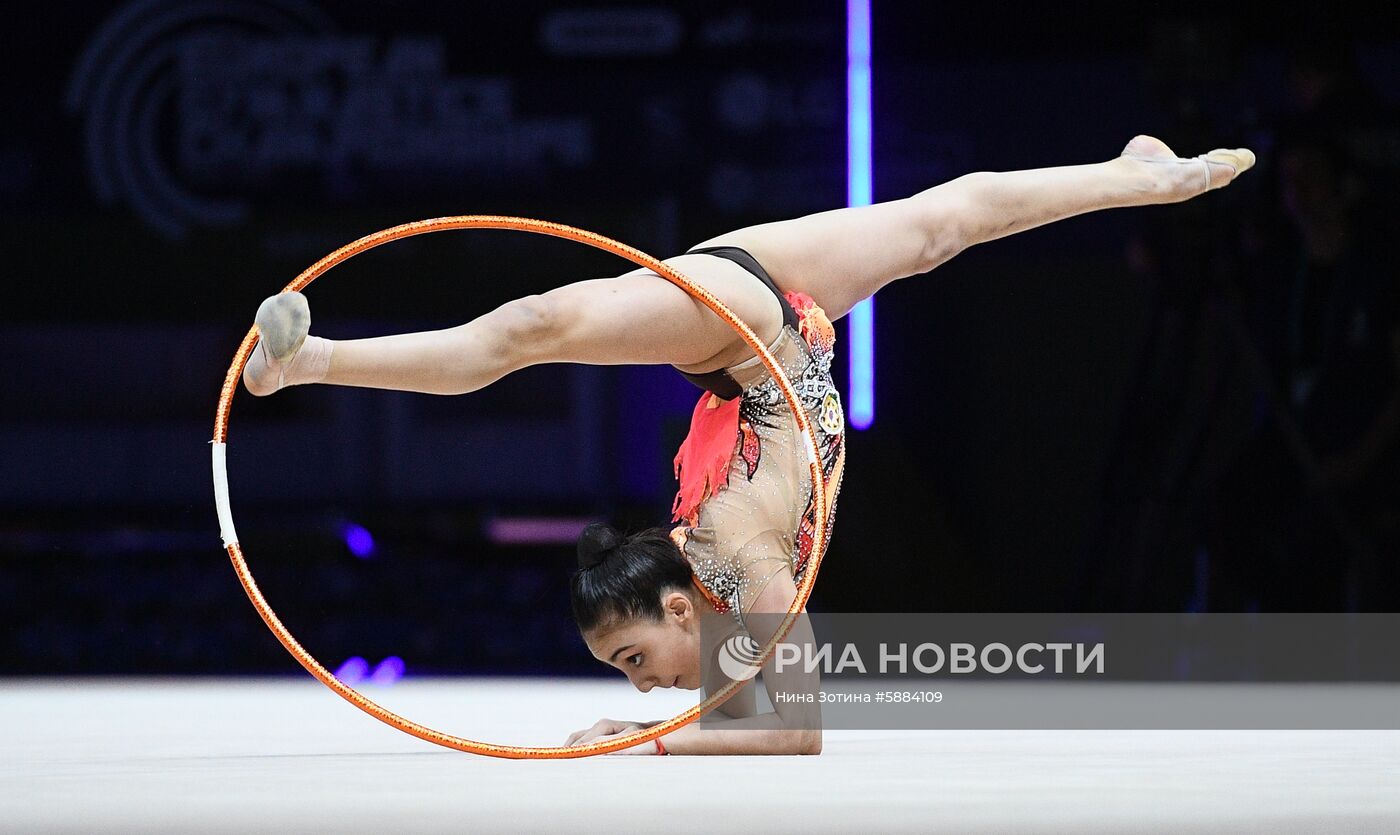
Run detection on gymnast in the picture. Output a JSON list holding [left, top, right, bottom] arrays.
[[242, 136, 1253, 755]]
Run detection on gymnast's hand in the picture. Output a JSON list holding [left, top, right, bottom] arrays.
[[585, 729, 665, 756], [564, 717, 646, 747]]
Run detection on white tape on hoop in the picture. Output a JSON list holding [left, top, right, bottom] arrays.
[[802, 429, 819, 467], [211, 442, 239, 547]]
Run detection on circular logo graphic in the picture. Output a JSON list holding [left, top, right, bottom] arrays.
[[716, 633, 765, 681], [66, 0, 335, 238]]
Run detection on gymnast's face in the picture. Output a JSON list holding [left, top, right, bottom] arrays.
[[584, 590, 703, 692]]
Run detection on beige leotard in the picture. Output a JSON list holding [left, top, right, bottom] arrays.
[[670, 300, 846, 631]]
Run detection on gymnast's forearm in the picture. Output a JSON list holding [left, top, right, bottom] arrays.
[[657, 711, 821, 755], [922, 158, 1162, 250]]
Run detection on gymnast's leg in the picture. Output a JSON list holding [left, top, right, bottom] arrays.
[[694, 135, 1255, 320], [242, 254, 777, 397]]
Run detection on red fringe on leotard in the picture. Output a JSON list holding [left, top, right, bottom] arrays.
[[788, 291, 834, 356], [670, 292, 827, 525], [670, 392, 741, 525]]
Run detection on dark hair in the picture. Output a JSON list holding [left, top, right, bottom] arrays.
[[570, 523, 694, 633]]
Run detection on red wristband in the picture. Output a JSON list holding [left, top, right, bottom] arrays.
[[654, 737, 669, 755]]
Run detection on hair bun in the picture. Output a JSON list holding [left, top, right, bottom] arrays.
[[577, 522, 621, 570]]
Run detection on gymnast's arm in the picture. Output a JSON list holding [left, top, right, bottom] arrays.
[[653, 569, 823, 756]]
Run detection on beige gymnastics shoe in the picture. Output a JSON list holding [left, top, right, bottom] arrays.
[[1120, 134, 1256, 199], [1196, 146, 1257, 190]]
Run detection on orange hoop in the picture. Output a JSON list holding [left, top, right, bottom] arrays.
[[211, 216, 829, 758]]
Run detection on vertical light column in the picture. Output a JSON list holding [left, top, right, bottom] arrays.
[[846, 0, 874, 429]]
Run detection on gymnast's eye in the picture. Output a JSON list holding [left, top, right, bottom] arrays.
[[628, 653, 643, 667]]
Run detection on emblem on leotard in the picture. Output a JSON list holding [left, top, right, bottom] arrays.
[[819, 391, 844, 435]]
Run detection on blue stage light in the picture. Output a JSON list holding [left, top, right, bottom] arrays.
[[333, 656, 370, 684], [847, 0, 875, 430], [369, 656, 405, 686], [341, 522, 375, 559]]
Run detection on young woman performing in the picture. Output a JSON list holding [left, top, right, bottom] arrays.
[[243, 135, 1254, 755]]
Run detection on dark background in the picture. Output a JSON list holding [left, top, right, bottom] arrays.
[[3, 0, 1399, 676]]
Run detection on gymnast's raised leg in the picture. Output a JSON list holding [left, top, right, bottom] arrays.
[[242, 252, 786, 397], [244, 135, 1253, 399], [692, 135, 1252, 319]]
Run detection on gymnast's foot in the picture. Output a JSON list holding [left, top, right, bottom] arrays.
[[1120, 134, 1256, 202], [242, 291, 333, 396]]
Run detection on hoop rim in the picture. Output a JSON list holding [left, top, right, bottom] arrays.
[[212, 215, 830, 758]]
